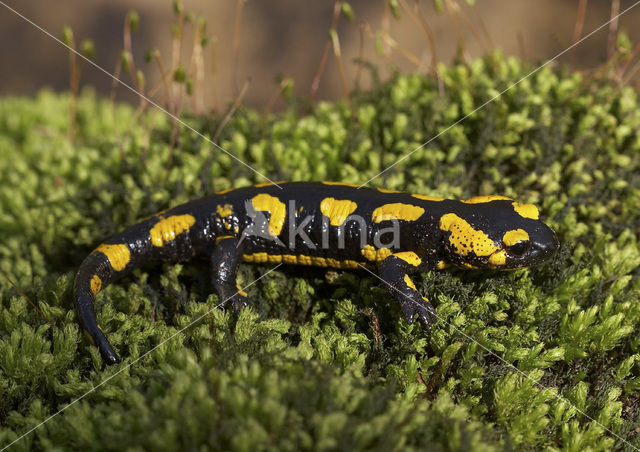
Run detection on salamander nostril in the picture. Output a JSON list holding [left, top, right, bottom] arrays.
[[534, 230, 560, 259]]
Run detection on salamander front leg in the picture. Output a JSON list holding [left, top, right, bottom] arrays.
[[210, 236, 252, 315], [378, 254, 437, 331]]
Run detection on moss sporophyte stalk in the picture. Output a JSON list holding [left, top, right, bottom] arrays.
[[1, 54, 640, 450]]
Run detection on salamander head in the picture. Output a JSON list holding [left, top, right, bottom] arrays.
[[438, 198, 559, 270]]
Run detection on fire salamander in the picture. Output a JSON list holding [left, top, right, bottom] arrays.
[[75, 181, 559, 364]]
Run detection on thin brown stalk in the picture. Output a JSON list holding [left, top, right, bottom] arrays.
[[403, 0, 438, 70], [382, 32, 428, 69], [67, 41, 80, 141], [109, 61, 124, 154], [168, 116, 181, 175], [209, 36, 219, 113], [415, 0, 444, 95], [308, 1, 342, 111], [380, 0, 392, 60], [571, 0, 588, 65], [362, 23, 428, 71], [353, 21, 366, 90], [213, 79, 250, 143], [308, 41, 331, 109], [120, 80, 165, 149], [164, 12, 184, 176], [617, 39, 640, 80], [109, 61, 122, 109], [170, 7, 184, 117], [329, 29, 353, 115], [262, 78, 291, 119], [621, 58, 640, 86], [470, 5, 494, 50], [445, 0, 470, 62], [188, 17, 207, 114], [607, 0, 620, 60], [453, 0, 491, 54], [232, 0, 247, 96], [141, 111, 159, 162], [152, 51, 173, 113], [152, 46, 181, 174], [123, 14, 140, 94], [587, 42, 628, 83], [517, 31, 527, 62], [200, 79, 251, 187], [399, 0, 443, 95]]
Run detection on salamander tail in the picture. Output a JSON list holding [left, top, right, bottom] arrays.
[[74, 256, 121, 365]]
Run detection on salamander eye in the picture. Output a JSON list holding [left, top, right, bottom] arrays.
[[508, 241, 529, 256]]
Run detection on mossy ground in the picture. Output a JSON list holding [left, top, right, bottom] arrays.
[[1, 54, 639, 450]]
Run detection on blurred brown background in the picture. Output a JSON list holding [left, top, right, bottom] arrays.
[[1, 0, 639, 111]]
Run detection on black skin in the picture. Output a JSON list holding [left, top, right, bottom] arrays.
[[211, 236, 250, 314], [74, 182, 559, 364], [378, 254, 437, 328]]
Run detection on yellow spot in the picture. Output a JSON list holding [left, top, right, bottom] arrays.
[[322, 181, 359, 187], [503, 229, 530, 246], [90, 275, 102, 295], [150, 214, 196, 247], [266, 255, 283, 264], [254, 181, 286, 187], [462, 195, 512, 204], [235, 284, 248, 297], [422, 296, 430, 303], [361, 245, 393, 262], [512, 202, 539, 220], [216, 187, 234, 194], [242, 253, 360, 269], [251, 193, 287, 236], [412, 194, 445, 202], [489, 250, 507, 266], [394, 251, 422, 267], [372, 203, 425, 223], [463, 263, 478, 269], [314, 257, 330, 267], [216, 204, 233, 218], [326, 258, 359, 269], [436, 261, 448, 270], [243, 252, 268, 263], [216, 235, 234, 245], [282, 255, 298, 265], [439, 213, 498, 257], [320, 198, 358, 226], [296, 255, 312, 265], [94, 244, 130, 271], [404, 274, 417, 290], [377, 188, 401, 193], [241, 253, 281, 264]]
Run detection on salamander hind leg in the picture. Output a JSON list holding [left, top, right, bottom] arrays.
[[210, 236, 253, 315], [378, 254, 437, 331]]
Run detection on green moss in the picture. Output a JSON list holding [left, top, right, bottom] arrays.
[[1, 54, 640, 450]]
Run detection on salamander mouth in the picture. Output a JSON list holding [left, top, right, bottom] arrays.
[[532, 229, 559, 261]]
